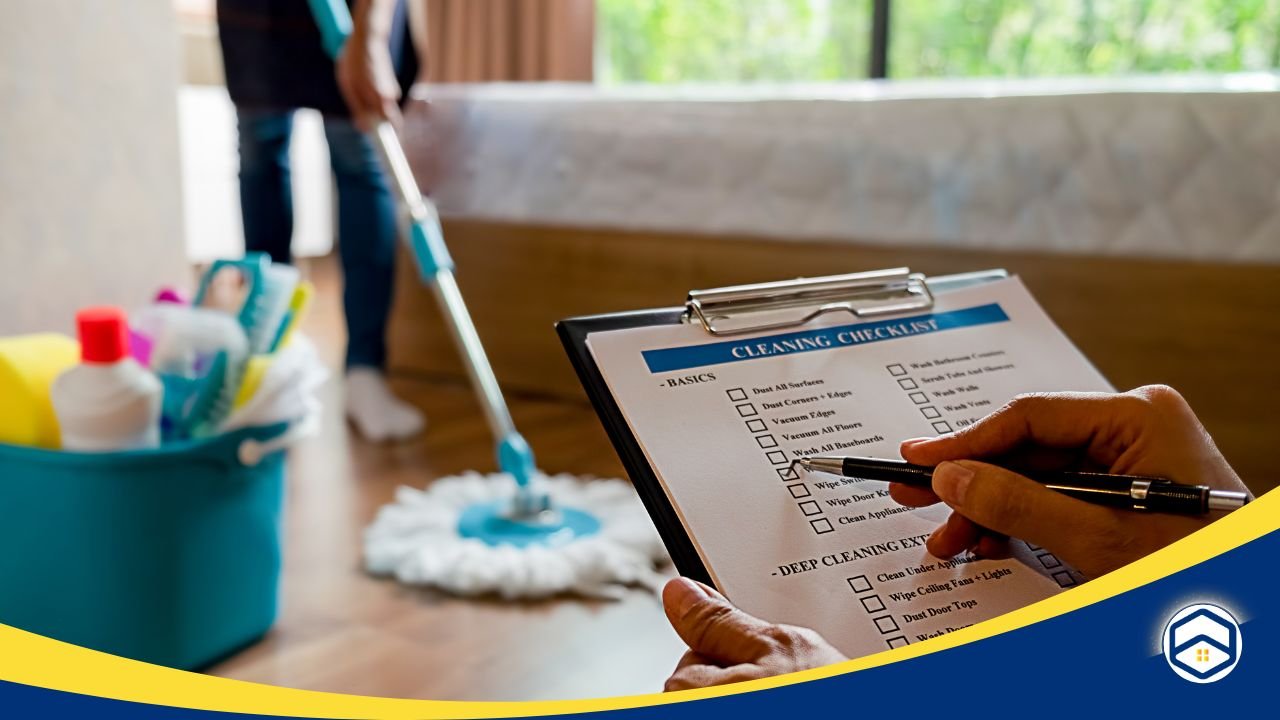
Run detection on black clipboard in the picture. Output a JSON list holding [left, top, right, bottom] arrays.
[[557, 307, 713, 583], [555, 268, 1008, 587]]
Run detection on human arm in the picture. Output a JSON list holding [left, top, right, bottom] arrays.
[[335, 0, 402, 128]]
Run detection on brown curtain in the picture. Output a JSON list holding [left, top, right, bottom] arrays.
[[419, 0, 595, 82]]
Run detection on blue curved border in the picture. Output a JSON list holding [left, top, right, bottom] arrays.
[[3, 528, 1274, 718]]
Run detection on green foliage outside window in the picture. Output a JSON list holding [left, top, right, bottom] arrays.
[[596, 0, 1280, 83], [596, 0, 869, 82]]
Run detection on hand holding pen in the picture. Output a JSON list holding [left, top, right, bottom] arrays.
[[874, 386, 1250, 578], [657, 386, 1253, 692]]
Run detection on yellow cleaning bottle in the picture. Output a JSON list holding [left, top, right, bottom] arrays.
[[0, 334, 80, 448]]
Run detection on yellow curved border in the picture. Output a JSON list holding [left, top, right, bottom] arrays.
[[1, 488, 1274, 718]]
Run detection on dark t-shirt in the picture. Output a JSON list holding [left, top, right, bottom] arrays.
[[216, 0, 418, 116]]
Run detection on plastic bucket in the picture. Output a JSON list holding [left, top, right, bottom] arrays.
[[0, 423, 292, 669]]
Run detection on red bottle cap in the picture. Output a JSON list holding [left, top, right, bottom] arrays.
[[76, 307, 131, 363]]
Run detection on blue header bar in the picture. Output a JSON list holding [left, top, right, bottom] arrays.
[[642, 303, 1009, 373]]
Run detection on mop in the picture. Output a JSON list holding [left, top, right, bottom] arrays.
[[305, 0, 667, 599]]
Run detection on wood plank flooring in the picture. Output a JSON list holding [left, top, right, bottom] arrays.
[[204, 257, 685, 701]]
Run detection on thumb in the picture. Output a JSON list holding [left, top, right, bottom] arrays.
[[931, 460, 1122, 567], [663, 578, 775, 665]]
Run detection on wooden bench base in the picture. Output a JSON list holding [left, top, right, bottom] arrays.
[[388, 220, 1280, 493]]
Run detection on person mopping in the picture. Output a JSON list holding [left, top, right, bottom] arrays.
[[296, 0, 668, 598], [217, 0, 425, 441]]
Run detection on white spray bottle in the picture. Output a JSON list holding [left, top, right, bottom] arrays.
[[51, 307, 163, 452]]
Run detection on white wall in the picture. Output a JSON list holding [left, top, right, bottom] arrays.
[[176, 10, 336, 263], [0, 0, 190, 336], [179, 86, 335, 263]]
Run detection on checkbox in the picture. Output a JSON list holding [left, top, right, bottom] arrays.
[[886, 363, 907, 377], [755, 434, 778, 449], [1024, 541, 1041, 551], [873, 615, 900, 634], [797, 500, 821, 516], [745, 419, 767, 433], [726, 388, 748, 401], [920, 406, 941, 419], [811, 518, 834, 535], [777, 466, 799, 481], [931, 421, 953, 434], [787, 483, 811, 499], [736, 403, 758, 417], [847, 575, 873, 593], [908, 392, 928, 404], [1038, 553, 1062, 569], [766, 450, 788, 465], [886, 636, 909, 649], [860, 594, 886, 613], [897, 378, 919, 390], [1053, 571, 1077, 588]]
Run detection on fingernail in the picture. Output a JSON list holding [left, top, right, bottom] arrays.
[[927, 524, 946, 545], [900, 437, 932, 448], [925, 526, 951, 561], [933, 462, 974, 506], [665, 577, 709, 617]]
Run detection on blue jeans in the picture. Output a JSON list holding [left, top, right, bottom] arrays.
[[235, 109, 397, 370]]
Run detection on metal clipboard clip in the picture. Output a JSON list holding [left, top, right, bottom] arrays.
[[684, 267, 935, 337]]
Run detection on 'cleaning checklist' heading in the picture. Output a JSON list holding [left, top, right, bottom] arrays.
[[642, 304, 1009, 373]]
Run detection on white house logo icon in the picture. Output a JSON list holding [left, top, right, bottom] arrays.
[[1162, 604, 1242, 683]]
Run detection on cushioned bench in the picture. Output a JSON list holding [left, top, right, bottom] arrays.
[[390, 77, 1280, 493]]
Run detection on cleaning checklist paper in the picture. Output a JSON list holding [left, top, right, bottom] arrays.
[[586, 277, 1113, 658]]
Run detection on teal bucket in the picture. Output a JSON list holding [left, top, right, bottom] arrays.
[[0, 423, 289, 670]]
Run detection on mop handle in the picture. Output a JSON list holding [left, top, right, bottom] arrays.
[[307, 0, 351, 59], [306, 0, 540, 500]]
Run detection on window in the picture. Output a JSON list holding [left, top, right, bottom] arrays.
[[596, 0, 1280, 83], [893, 0, 1280, 78], [596, 0, 870, 82]]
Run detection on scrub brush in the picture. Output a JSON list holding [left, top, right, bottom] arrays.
[[193, 253, 299, 355]]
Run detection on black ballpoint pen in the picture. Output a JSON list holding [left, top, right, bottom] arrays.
[[798, 455, 1249, 516]]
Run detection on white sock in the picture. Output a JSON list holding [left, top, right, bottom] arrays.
[[345, 367, 426, 442]]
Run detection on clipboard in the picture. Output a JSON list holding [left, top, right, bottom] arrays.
[[556, 267, 1010, 587]]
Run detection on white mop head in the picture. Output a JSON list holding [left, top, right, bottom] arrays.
[[363, 472, 670, 599]]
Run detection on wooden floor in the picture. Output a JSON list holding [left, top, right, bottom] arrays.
[[205, 257, 685, 701]]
